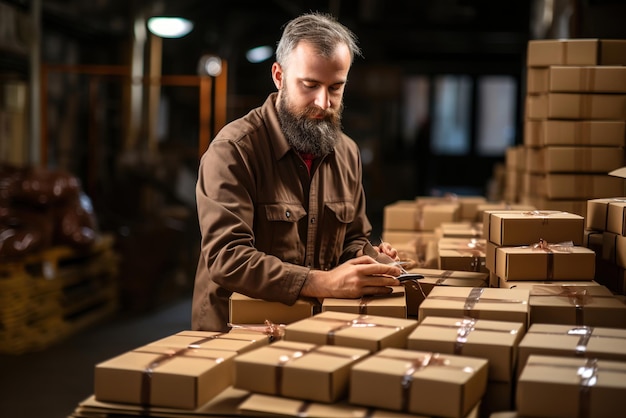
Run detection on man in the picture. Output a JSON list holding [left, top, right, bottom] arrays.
[[192, 12, 402, 332]]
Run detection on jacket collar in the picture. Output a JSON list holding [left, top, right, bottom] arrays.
[[262, 93, 291, 161]]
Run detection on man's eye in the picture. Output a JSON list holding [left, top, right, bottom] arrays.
[[304, 83, 317, 89]]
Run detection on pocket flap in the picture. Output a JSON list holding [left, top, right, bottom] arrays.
[[325, 201, 355, 223], [263, 203, 307, 222]]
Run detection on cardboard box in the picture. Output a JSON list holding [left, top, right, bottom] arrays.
[[238, 393, 424, 418], [594, 258, 623, 294], [549, 93, 626, 120], [402, 268, 488, 316], [474, 204, 536, 223], [416, 196, 487, 223], [541, 173, 625, 200], [407, 316, 525, 382], [77, 387, 251, 417], [94, 345, 237, 409], [489, 271, 500, 288], [526, 67, 550, 93], [611, 233, 626, 270], [524, 93, 548, 120], [383, 201, 420, 231], [283, 311, 418, 353], [619, 267, 626, 296], [585, 229, 603, 252], [480, 381, 514, 418], [602, 231, 620, 264], [349, 347, 488, 418], [233, 340, 369, 403], [382, 198, 465, 232], [500, 280, 601, 291], [517, 354, 626, 418], [527, 39, 626, 66], [522, 171, 541, 197], [549, 66, 626, 93], [495, 245, 596, 281], [489, 412, 518, 418], [525, 92, 626, 120], [145, 329, 270, 354], [586, 197, 626, 231], [525, 146, 625, 174], [458, 196, 488, 221], [505, 146, 526, 170], [418, 287, 530, 328], [413, 196, 486, 222], [520, 196, 588, 219], [524, 120, 626, 147], [422, 238, 441, 269], [606, 200, 626, 235], [322, 286, 407, 318], [382, 230, 437, 248], [229, 293, 319, 326], [415, 202, 461, 231], [483, 210, 584, 246], [517, 324, 626, 378], [439, 222, 483, 239], [528, 284, 626, 329], [437, 238, 488, 273]]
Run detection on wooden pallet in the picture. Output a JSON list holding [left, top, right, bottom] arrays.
[[0, 294, 119, 355], [0, 234, 116, 281], [0, 233, 121, 354], [0, 249, 119, 313]]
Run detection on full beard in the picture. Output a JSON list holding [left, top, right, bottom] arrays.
[[276, 91, 343, 157]]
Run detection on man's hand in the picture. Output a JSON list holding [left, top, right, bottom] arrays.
[[359, 241, 399, 262], [300, 255, 402, 299], [376, 241, 398, 261]]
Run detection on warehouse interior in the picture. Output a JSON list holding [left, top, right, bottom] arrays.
[[1, 0, 626, 417]]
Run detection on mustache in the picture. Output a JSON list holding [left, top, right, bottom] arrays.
[[299, 105, 340, 123]]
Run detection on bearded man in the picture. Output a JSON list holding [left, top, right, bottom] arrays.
[[192, 12, 402, 332]]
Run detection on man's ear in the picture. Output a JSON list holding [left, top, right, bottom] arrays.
[[271, 62, 283, 90]]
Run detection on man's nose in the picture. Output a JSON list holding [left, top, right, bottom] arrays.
[[314, 89, 331, 110]]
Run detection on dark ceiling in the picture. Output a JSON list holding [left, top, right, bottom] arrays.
[[32, 0, 533, 74], [7, 0, 626, 85]]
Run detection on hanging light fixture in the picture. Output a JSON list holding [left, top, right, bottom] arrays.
[[246, 45, 274, 63], [198, 55, 223, 77], [147, 16, 194, 38]]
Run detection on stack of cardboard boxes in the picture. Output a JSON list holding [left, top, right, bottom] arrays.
[[68, 38, 626, 418], [587, 197, 626, 295], [521, 39, 626, 218], [74, 197, 626, 417]]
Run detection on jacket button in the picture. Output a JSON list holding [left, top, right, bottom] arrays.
[[285, 210, 291, 218], [310, 217, 316, 224]]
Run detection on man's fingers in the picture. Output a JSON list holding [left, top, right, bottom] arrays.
[[350, 255, 379, 265], [360, 272, 401, 288], [361, 262, 403, 277]]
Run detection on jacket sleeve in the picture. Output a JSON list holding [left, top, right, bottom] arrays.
[[196, 138, 309, 305]]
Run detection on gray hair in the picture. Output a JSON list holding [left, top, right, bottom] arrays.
[[275, 12, 362, 68]]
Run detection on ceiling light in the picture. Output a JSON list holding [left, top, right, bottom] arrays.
[[198, 55, 223, 77], [246, 45, 274, 63], [147, 17, 194, 38]]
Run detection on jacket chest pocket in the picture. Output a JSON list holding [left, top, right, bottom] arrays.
[[257, 203, 307, 263], [320, 201, 355, 266]]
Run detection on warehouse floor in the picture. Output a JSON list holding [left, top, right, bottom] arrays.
[[0, 295, 193, 418]]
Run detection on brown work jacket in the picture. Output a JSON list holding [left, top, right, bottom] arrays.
[[192, 93, 372, 331]]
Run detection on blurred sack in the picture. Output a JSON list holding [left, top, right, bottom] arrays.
[[0, 164, 99, 259]]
